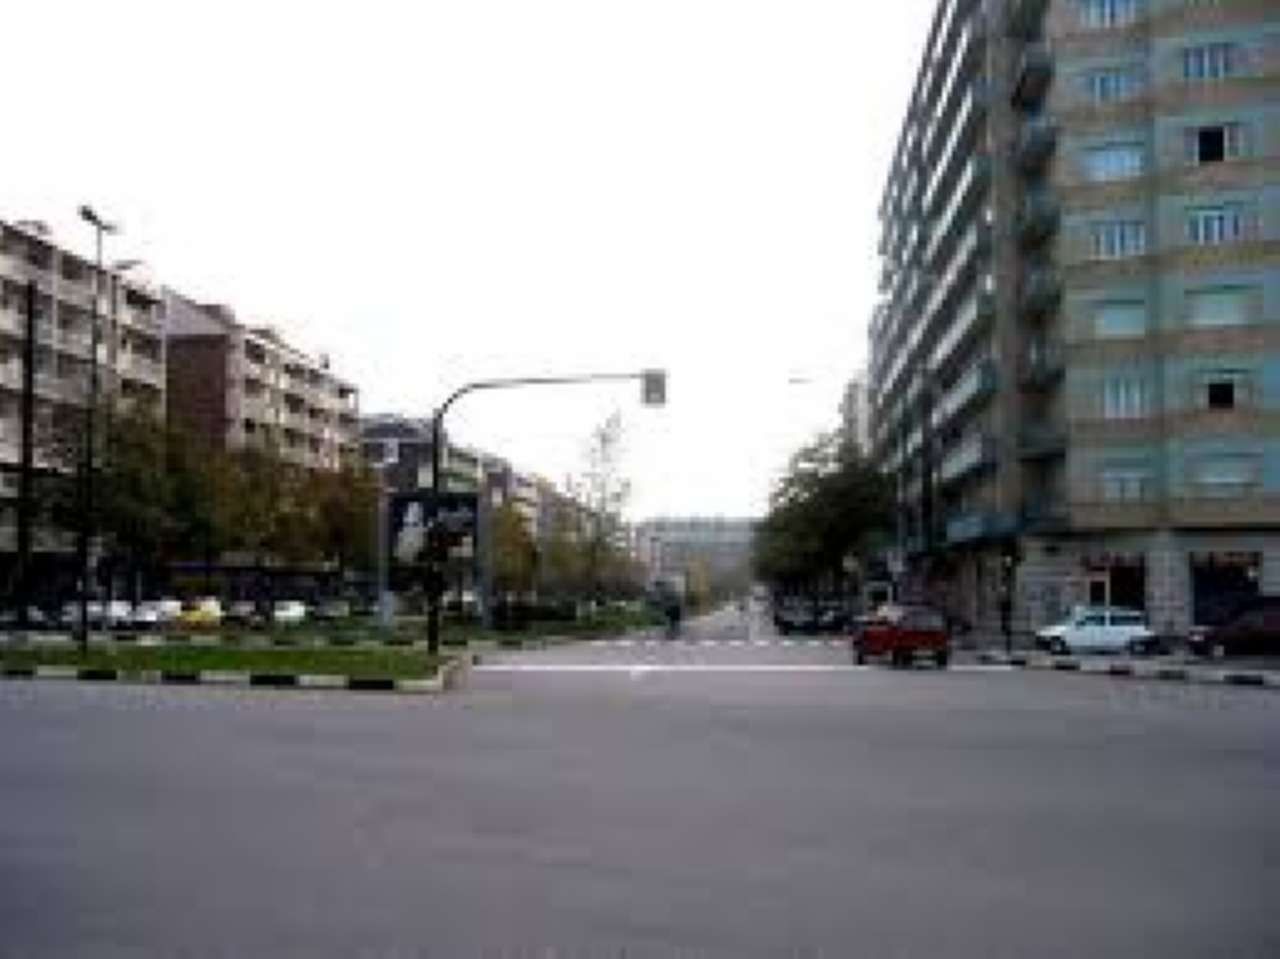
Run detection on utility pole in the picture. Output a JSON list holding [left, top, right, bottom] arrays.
[[15, 281, 37, 629], [424, 369, 666, 657], [76, 205, 116, 653]]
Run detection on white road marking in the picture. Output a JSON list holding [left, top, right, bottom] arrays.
[[476, 663, 1016, 674]]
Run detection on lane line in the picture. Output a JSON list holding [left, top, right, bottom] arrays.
[[474, 664, 1016, 674]]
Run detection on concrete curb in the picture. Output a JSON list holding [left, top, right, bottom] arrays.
[[976, 652, 1277, 691], [0, 659, 463, 695]]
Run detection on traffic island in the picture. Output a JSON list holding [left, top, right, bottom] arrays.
[[0, 646, 464, 695]]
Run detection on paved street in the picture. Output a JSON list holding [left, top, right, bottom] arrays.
[[1, 608, 1277, 957]]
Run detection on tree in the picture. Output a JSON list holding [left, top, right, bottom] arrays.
[[491, 502, 535, 598], [752, 431, 894, 596], [574, 412, 631, 602], [312, 463, 379, 577], [538, 497, 585, 601]]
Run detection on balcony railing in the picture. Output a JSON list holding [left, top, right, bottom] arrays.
[[925, 156, 990, 265], [1012, 43, 1053, 109], [945, 509, 1010, 545], [932, 358, 997, 430], [930, 284, 994, 371], [923, 88, 988, 215], [938, 432, 996, 486]]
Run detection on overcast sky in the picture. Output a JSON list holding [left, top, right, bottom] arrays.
[[3, 0, 934, 520]]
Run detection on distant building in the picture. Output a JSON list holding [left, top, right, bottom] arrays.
[[634, 517, 757, 592], [164, 290, 358, 469], [839, 373, 870, 453]]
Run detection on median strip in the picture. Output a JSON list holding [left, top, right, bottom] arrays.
[[977, 651, 1275, 691], [0, 646, 463, 696]]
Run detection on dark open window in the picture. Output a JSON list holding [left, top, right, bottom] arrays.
[[1197, 126, 1225, 163], [1207, 379, 1236, 410]]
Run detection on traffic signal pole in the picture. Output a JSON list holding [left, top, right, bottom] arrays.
[[424, 370, 666, 658]]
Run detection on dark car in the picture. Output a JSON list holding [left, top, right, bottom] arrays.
[[1189, 598, 1280, 658]]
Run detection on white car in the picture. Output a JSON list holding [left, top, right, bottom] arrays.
[[129, 602, 165, 630], [1036, 606, 1156, 655], [272, 600, 307, 626]]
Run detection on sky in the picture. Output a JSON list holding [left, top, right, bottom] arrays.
[[2, 0, 935, 521]]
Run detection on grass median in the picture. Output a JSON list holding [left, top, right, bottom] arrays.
[[0, 645, 442, 679]]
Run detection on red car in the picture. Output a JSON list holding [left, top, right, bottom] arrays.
[[851, 604, 950, 668]]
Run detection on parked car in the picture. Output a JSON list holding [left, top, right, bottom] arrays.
[[59, 600, 129, 629], [852, 603, 950, 668], [225, 600, 267, 628], [272, 600, 308, 626], [1188, 598, 1280, 658], [178, 598, 224, 629], [1035, 606, 1157, 655], [0, 606, 54, 630], [128, 602, 164, 631], [310, 598, 351, 623]]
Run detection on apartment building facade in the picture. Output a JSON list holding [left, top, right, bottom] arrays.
[[0, 219, 166, 552], [165, 291, 358, 470], [868, 0, 1280, 634], [634, 517, 756, 594]]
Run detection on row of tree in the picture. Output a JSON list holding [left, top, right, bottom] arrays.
[[751, 432, 894, 596], [24, 406, 379, 598]]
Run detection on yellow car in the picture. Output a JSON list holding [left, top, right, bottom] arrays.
[[177, 598, 224, 629]]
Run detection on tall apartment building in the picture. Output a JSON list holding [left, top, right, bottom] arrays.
[[165, 291, 359, 470], [868, 0, 1280, 634], [0, 219, 166, 552]]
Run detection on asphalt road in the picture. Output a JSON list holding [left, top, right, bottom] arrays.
[[1, 606, 1276, 957]]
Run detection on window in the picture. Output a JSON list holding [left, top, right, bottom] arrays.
[[1081, 0, 1138, 29], [1084, 67, 1142, 103], [1199, 370, 1250, 410], [1187, 205, 1245, 245], [1187, 287, 1250, 328], [1083, 144, 1144, 182], [1185, 123, 1244, 165], [1183, 43, 1239, 81], [1095, 300, 1147, 338], [1194, 456, 1256, 496], [1101, 469, 1150, 502], [1090, 220, 1146, 259], [1102, 376, 1148, 419]]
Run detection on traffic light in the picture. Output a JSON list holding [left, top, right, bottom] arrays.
[[641, 369, 667, 407]]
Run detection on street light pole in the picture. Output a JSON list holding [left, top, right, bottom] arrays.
[[424, 370, 666, 657], [76, 205, 117, 653]]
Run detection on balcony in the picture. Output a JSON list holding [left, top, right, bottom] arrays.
[[1168, 494, 1280, 529], [933, 358, 996, 431], [1008, 0, 1050, 38], [938, 432, 996, 486], [930, 284, 994, 371], [1012, 43, 1053, 109], [945, 510, 1010, 545], [1016, 118, 1058, 175], [925, 156, 990, 264], [1018, 190, 1060, 248], [1019, 340, 1064, 390], [1021, 499, 1069, 534], [923, 90, 988, 215], [1020, 267, 1061, 319], [1018, 424, 1066, 460]]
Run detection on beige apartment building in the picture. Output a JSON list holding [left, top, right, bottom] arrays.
[[0, 219, 166, 549], [165, 291, 358, 469], [869, 0, 1280, 635]]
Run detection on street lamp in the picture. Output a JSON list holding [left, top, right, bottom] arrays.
[[421, 369, 666, 657], [76, 205, 118, 652]]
